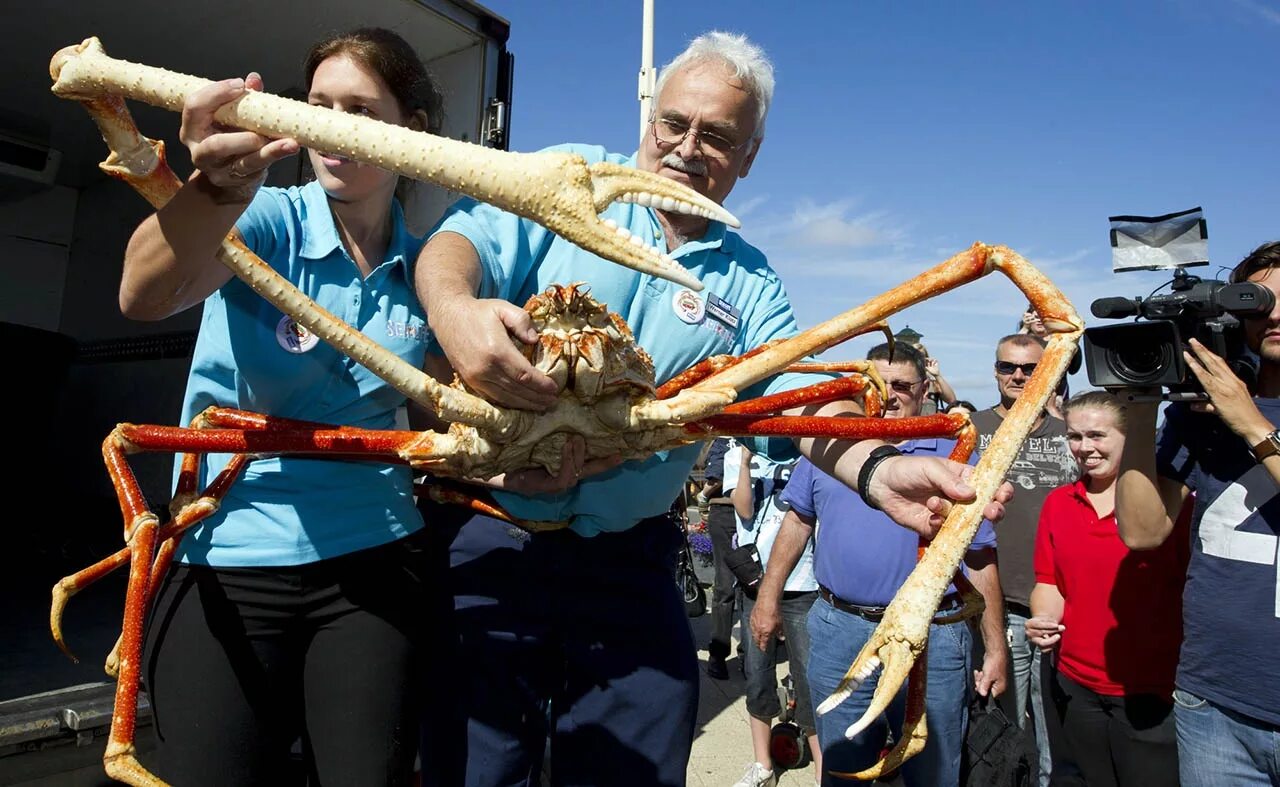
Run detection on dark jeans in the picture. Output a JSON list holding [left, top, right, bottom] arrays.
[[419, 504, 699, 787], [142, 531, 432, 786], [1047, 669, 1179, 787], [739, 590, 818, 730], [706, 503, 738, 661]]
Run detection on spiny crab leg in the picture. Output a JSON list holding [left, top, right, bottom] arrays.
[[52, 65, 522, 439], [49, 37, 735, 291], [633, 243, 1078, 426], [653, 322, 892, 400], [817, 330, 1080, 779]]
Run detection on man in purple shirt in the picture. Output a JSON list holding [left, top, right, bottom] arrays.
[[751, 343, 1008, 786]]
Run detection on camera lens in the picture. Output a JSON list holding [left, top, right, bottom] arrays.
[[1109, 344, 1175, 385]]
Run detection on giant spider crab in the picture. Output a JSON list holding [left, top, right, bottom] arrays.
[[48, 39, 1083, 786]]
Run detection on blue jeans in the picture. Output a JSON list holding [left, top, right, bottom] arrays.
[[1174, 687, 1280, 786], [1006, 610, 1052, 787], [740, 590, 818, 730], [806, 596, 971, 787]]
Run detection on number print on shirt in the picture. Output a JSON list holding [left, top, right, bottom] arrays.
[[1198, 463, 1280, 617]]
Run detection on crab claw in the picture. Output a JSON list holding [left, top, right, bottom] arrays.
[[828, 646, 931, 781], [49, 37, 737, 291]]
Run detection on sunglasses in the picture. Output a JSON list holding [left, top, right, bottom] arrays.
[[995, 361, 1038, 376], [887, 379, 923, 394]]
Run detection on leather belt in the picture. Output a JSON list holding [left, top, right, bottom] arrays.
[[820, 586, 963, 622]]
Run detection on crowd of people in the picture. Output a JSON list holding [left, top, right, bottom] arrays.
[[101, 17, 1279, 787], [693, 245, 1280, 787]]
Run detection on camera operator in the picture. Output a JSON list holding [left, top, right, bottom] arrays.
[[1116, 240, 1280, 786]]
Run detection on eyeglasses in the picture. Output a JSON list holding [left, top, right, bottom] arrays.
[[649, 115, 750, 160], [887, 379, 924, 394], [995, 361, 1038, 376]]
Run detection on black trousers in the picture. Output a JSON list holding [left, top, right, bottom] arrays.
[[142, 531, 435, 786], [1047, 668, 1179, 787], [705, 503, 739, 661]]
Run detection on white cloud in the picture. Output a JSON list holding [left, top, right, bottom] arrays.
[[1229, 0, 1280, 25]]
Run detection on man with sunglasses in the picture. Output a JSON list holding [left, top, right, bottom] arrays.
[[971, 334, 1075, 786], [414, 32, 1012, 786]]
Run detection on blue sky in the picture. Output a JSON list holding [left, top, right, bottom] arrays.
[[487, 1, 1279, 406]]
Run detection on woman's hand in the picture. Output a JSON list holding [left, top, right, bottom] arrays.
[[180, 73, 298, 203], [1024, 615, 1064, 652]]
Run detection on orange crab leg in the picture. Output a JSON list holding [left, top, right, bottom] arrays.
[[655, 322, 892, 399], [53, 454, 250, 663], [720, 376, 876, 416], [414, 482, 568, 533], [688, 412, 969, 441]]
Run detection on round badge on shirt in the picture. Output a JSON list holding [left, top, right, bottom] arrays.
[[672, 289, 706, 325], [276, 315, 320, 353]]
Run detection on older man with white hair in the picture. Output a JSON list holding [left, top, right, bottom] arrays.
[[415, 31, 1010, 786]]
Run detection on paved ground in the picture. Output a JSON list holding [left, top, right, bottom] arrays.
[[685, 609, 824, 787]]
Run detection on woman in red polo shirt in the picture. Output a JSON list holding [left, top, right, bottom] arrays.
[[1026, 391, 1188, 786]]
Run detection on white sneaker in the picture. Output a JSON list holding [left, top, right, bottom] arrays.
[[732, 761, 776, 787]]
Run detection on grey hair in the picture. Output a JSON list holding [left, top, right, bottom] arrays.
[[655, 31, 774, 141]]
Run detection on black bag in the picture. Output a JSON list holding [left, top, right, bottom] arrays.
[[678, 559, 706, 617], [724, 542, 764, 589], [962, 695, 1035, 787]]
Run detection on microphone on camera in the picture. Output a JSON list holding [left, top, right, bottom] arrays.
[[1090, 297, 1141, 319]]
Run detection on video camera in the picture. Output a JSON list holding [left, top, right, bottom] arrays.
[[1081, 208, 1274, 398]]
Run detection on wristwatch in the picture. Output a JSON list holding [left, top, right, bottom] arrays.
[[1251, 430, 1280, 462]]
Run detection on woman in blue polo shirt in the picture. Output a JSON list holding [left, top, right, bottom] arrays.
[[121, 29, 440, 784]]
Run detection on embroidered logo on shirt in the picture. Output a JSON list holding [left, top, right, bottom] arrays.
[[386, 320, 432, 343], [672, 289, 706, 325], [276, 315, 319, 353]]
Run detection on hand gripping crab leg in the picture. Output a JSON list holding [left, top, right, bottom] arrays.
[[49, 56, 530, 440], [49, 37, 737, 292]]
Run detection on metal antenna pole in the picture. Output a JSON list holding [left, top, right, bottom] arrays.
[[638, 0, 656, 143]]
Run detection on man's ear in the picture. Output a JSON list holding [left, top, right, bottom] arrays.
[[739, 136, 763, 178], [408, 109, 430, 133]]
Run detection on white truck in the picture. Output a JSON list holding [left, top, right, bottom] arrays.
[[0, 2, 512, 783]]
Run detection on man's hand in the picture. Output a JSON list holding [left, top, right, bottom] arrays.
[[973, 646, 1009, 697], [432, 295, 561, 411], [749, 596, 782, 652], [485, 438, 622, 495], [867, 456, 1014, 538], [1184, 338, 1274, 444], [1024, 615, 1064, 653], [924, 357, 940, 378]]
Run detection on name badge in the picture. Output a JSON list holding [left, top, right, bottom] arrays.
[[276, 315, 320, 353], [705, 293, 741, 330]]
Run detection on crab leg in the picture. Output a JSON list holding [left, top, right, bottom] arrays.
[[688, 412, 970, 442], [654, 322, 891, 399], [634, 243, 1079, 425], [53, 81, 521, 438], [50, 37, 735, 291], [720, 374, 882, 417], [414, 481, 568, 533]]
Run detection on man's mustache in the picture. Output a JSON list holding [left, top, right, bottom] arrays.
[[661, 153, 708, 177]]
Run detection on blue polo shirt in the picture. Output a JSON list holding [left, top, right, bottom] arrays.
[[174, 182, 430, 566], [430, 143, 829, 536], [781, 438, 996, 606]]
